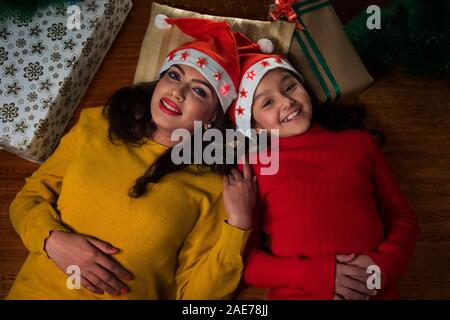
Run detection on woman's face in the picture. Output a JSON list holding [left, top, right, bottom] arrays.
[[151, 64, 219, 135], [252, 68, 312, 138]]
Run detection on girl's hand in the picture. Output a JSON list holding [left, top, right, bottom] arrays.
[[44, 230, 134, 296], [334, 254, 378, 300], [344, 254, 384, 292], [223, 163, 257, 230]]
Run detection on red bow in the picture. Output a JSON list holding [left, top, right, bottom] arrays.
[[270, 0, 305, 30]]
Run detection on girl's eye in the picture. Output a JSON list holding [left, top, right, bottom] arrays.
[[285, 83, 296, 92], [193, 87, 207, 97], [168, 71, 180, 81], [262, 99, 272, 108]]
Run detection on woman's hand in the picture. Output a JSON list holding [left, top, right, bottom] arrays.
[[223, 163, 257, 230], [44, 230, 134, 296], [333, 254, 378, 300]]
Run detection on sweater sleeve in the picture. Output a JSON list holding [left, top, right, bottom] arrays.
[[9, 114, 83, 255], [363, 133, 418, 290], [175, 194, 251, 300], [243, 199, 335, 299]]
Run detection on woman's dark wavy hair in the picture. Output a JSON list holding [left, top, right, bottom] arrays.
[[103, 80, 235, 198]]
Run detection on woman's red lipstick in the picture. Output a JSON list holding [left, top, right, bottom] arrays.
[[159, 97, 182, 116]]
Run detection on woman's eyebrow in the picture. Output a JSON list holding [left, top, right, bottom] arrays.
[[172, 64, 213, 95], [191, 79, 214, 94], [172, 64, 185, 75]]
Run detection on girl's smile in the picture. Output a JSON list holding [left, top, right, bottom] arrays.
[[252, 68, 312, 138], [281, 106, 303, 124]]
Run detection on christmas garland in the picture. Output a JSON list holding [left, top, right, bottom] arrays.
[[345, 0, 450, 78], [0, 0, 78, 21]]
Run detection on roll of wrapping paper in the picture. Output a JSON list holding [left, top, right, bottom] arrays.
[[272, 0, 374, 104]]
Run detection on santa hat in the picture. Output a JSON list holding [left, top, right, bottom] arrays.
[[155, 14, 240, 113], [228, 32, 303, 137]]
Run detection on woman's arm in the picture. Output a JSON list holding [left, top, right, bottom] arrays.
[[174, 194, 251, 300], [361, 132, 419, 289], [9, 109, 133, 295], [9, 118, 81, 255], [175, 164, 256, 299]]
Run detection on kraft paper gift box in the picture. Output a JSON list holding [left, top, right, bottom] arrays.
[[0, 0, 132, 163], [281, 0, 374, 104], [133, 2, 297, 84]]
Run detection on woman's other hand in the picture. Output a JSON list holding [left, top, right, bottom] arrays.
[[44, 230, 134, 296]]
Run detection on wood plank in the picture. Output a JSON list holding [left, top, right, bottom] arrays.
[[1, 0, 450, 300]]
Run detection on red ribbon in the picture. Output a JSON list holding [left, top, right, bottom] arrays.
[[270, 0, 305, 30]]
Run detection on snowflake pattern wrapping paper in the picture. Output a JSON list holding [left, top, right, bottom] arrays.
[[0, 0, 132, 163]]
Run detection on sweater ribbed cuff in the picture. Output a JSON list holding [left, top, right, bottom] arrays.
[[27, 206, 70, 255], [214, 221, 251, 256], [365, 251, 396, 290]]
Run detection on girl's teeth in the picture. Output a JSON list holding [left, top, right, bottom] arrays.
[[283, 110, 300, 122]]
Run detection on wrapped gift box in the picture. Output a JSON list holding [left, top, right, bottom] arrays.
[[0, 0, 132, 163], [270, 0, 374, 104]]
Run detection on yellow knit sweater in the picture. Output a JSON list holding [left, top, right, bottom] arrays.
[[7, 107, 250, 300]]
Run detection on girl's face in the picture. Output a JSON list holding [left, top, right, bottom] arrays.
[[151, 64, 219, 135], [252, 68, 312, 138]]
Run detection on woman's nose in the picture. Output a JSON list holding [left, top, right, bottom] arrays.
[[170, 86, 185, 102]]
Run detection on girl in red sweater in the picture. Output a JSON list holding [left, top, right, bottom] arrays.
[[228, 33, 418, 300]]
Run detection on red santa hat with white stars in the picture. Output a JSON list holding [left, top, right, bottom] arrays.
[[155, 14, 240, 113], [228, 32, 304, 137]]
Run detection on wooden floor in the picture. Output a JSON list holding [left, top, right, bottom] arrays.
[[1, 0, 449, 299]]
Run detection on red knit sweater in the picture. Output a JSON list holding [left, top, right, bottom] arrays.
[[243, 123, 418, 300]]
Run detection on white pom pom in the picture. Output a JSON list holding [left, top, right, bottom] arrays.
[[155, 14, 171, 29], [257, 38, 274, 54]]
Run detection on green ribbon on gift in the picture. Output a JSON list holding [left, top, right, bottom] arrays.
[[292, 0, 341, 104]]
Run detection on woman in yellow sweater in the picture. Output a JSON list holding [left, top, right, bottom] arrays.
[[6, 17, 256, 299]]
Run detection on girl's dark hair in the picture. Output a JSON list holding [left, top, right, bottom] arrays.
[[291, 71, 385, 147], [103, 80, 234, 198]]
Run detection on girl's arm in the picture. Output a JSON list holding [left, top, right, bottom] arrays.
[[9, 116, 82, 255], [174, 194, 251, 300], [362, 132, 419, 289], [243, 204, 336, 299]]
